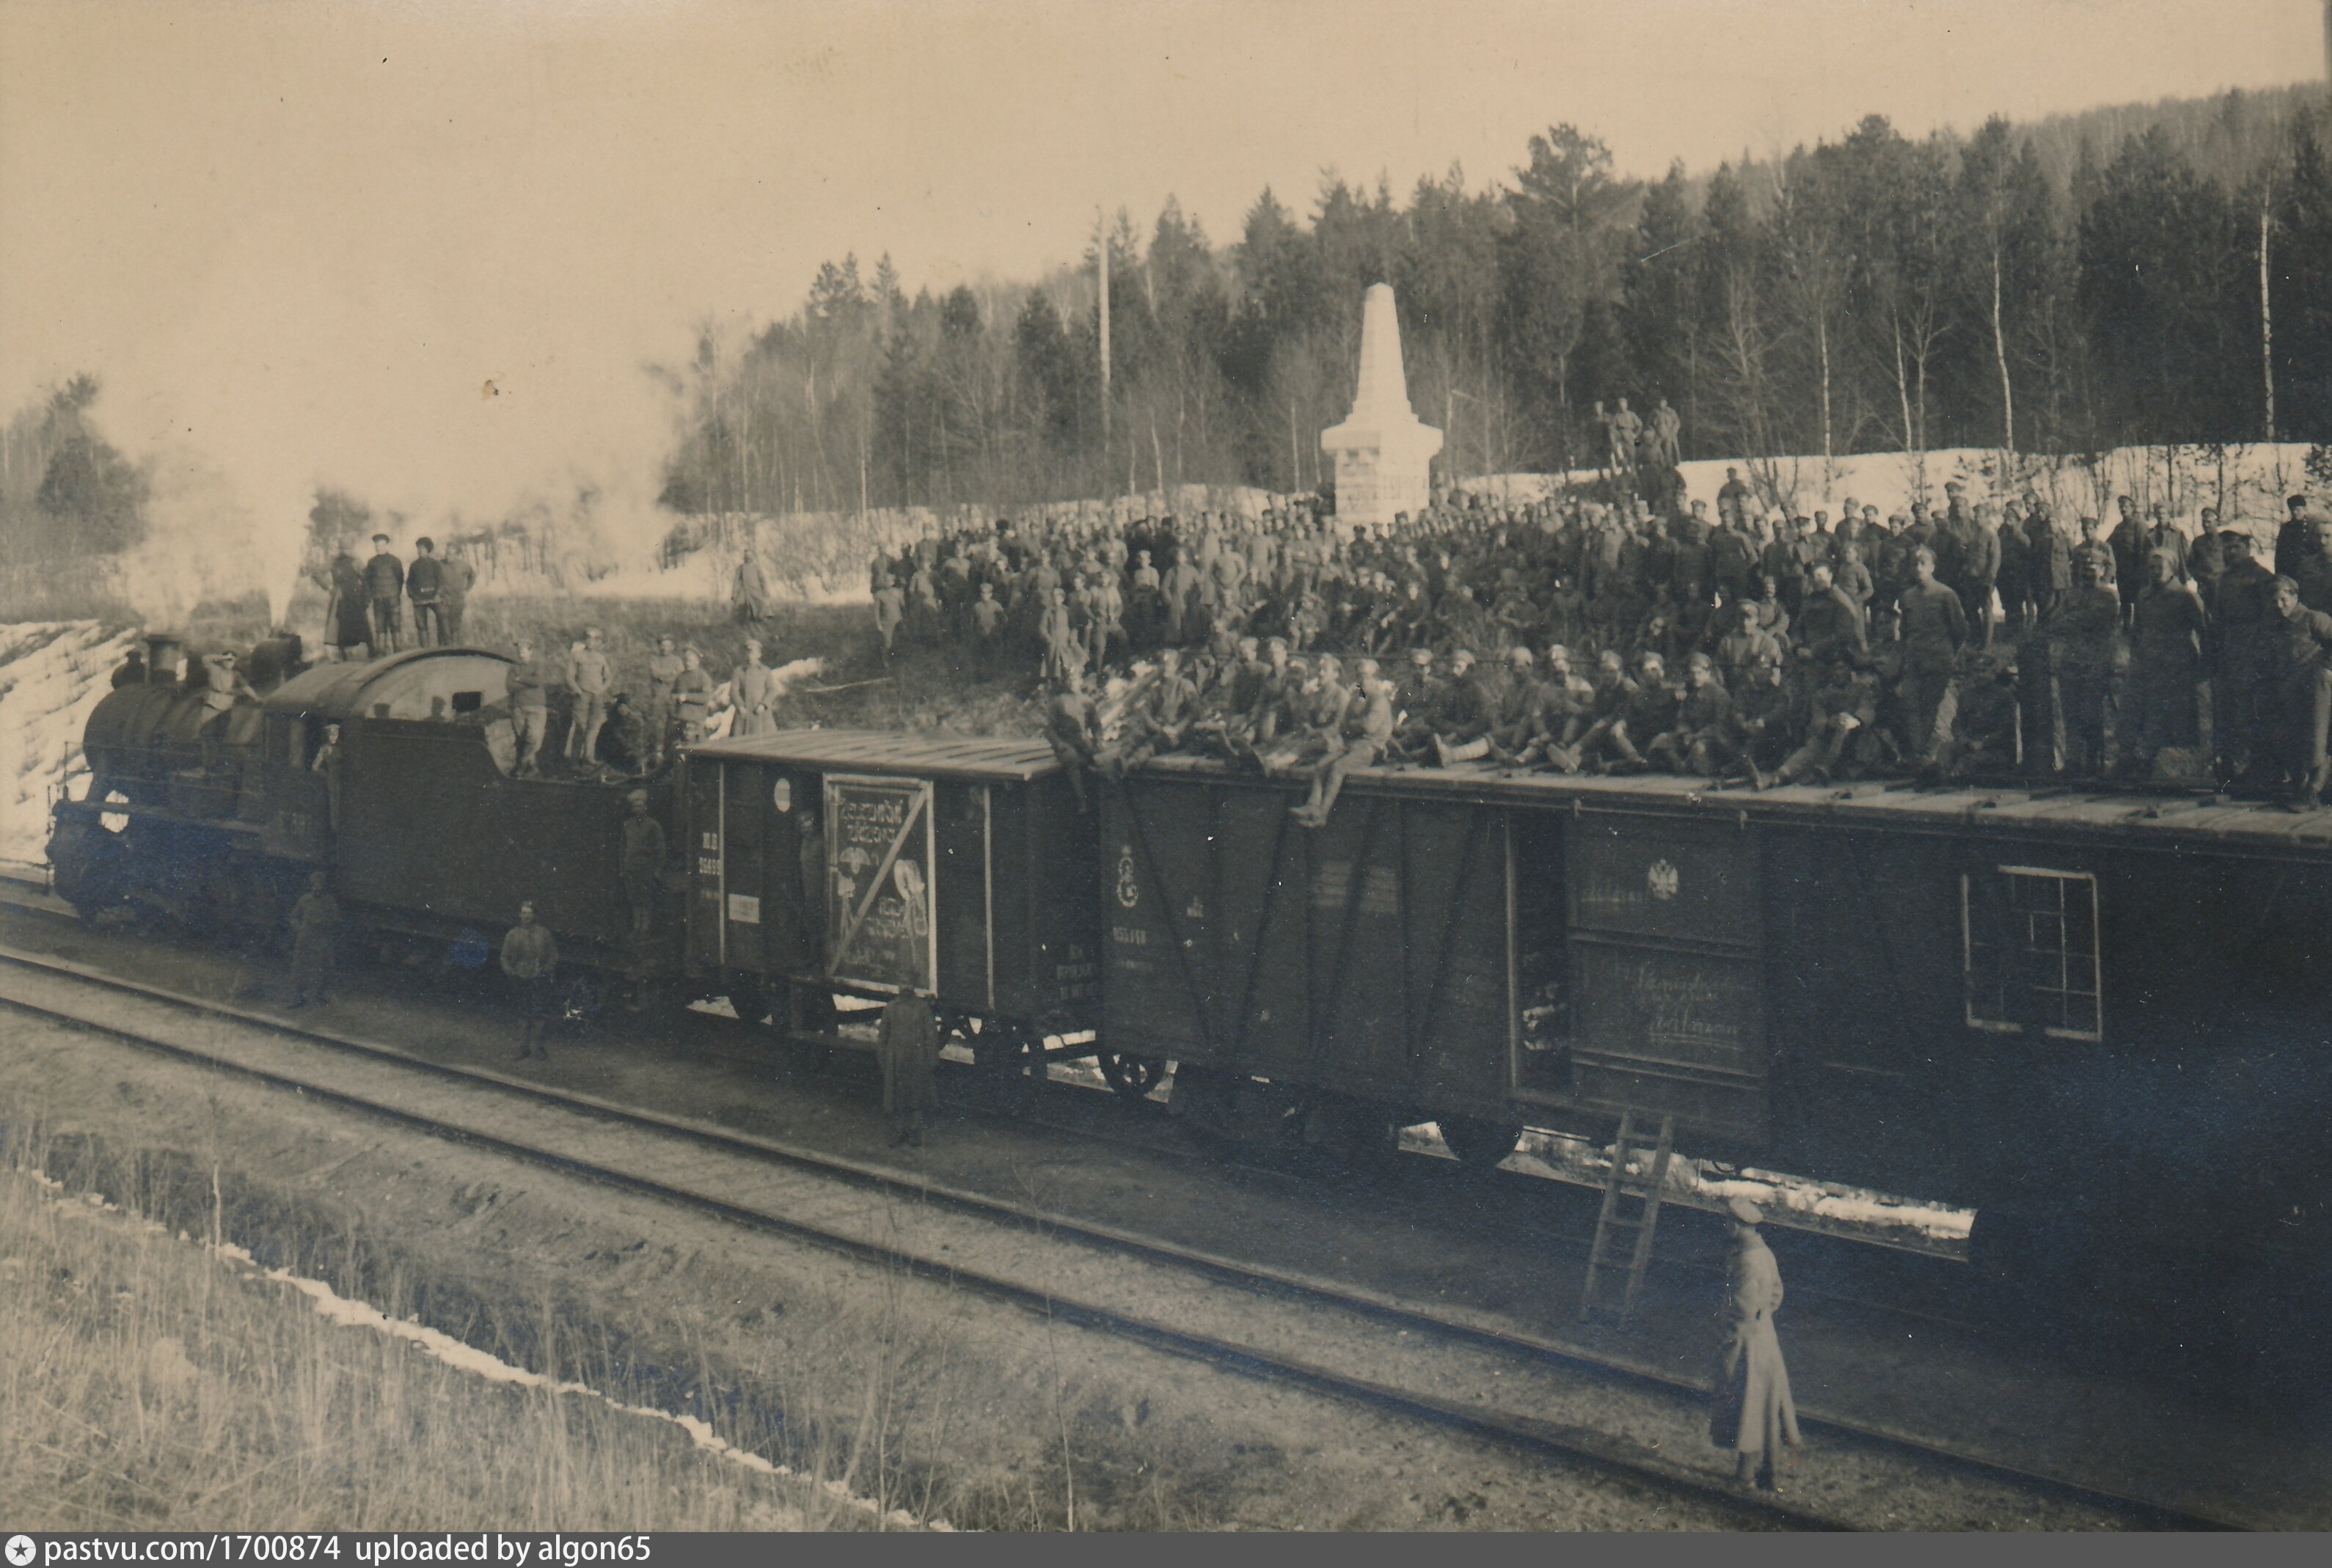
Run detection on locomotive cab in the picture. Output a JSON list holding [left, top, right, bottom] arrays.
[[257, 648, 673, 979]]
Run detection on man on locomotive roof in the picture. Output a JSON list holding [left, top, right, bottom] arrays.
[[644, 634, 683, 772], [363, 532, 404, 656], [406, 536, 446, 648], [506, 639, 550, 778]]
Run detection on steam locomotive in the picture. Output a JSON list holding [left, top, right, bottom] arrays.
[[48, 638, 2332, 1303]]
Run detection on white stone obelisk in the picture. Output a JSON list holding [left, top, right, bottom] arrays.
[[1320, 282, 1442, 527]]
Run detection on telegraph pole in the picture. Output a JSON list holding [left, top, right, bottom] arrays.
[[1097, 208, 1113, 446]]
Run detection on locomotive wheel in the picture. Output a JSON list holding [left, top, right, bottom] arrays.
[[1439, 1117, 1524, 1173], [1097, 1052, 1168, 1104]]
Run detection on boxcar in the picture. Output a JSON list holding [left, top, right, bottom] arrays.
[[682, 729, 1102, 1060], [1108, 759, 2332, 1276]]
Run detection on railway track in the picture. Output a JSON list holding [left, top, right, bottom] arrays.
[[0, 941, 2243, 1531]]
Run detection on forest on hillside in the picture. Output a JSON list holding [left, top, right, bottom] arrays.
[[657, 85, 2332, 516]]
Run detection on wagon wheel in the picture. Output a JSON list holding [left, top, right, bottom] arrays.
[[1305, 1098, 1401, 1173], [727, 976, 770, 1027], [1097, 1052, 1168, 1104], [971, 1021, 1037, 1075], [557, 970, 608, 1031], [1439, 1117, 1524, 1173]]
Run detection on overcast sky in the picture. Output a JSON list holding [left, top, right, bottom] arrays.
[[0, 0, 2321, 563]]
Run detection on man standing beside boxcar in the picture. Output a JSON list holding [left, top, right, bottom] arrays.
[[1710, 1197, 1802, 1492], [501, 900, 560, 1060], [876, 986, 941, 1148], [363, 533, 405, 656]]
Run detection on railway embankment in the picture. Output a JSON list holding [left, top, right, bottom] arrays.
[[5, 907, 2329, 1528], [0, 989, 1769, 1531]]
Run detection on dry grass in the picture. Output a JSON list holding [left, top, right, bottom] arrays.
[[0, 1162, 874, 1531]]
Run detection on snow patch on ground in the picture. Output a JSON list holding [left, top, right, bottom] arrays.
[[33, 1170, 943, 1531], [0, 620, 136, 872]]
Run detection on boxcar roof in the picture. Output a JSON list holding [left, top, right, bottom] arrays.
[[1138, 752, 2332, 861], [690, 728, 1061, 781]]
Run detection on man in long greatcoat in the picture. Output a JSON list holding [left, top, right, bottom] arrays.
[[1710, 1197, 1802, 1491], [877, 987, 941, 1147]]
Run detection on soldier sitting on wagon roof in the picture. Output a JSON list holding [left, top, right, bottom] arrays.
[[1097, 646, 1199, 781], [1291, 660, 1394, 828], [1042, 667, 1102, 813]]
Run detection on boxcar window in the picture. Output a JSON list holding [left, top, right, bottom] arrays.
[[1962, 867, 2102, 1041]]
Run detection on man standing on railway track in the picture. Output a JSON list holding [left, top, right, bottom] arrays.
[[285, 870, 339, 1010], [501, 900, 559, 1060], [1711, 1197, 1801, 1492], [876, 985, 940, 1148]]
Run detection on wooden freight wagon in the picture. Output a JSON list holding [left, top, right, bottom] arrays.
[[682, 729, 1103, 1059], [1103, 760, 1523, 1159], [1110, 758, 2332, 1278]]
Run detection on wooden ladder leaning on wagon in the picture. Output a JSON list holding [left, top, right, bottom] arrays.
[[1578, 1110, 1678, 1326]]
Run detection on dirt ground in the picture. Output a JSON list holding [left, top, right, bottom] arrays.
[[0, 1008, 1763, 1532]]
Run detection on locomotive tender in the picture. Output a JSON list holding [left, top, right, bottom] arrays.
[[48, 644, 2332, 1291]]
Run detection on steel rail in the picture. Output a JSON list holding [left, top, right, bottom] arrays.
[[0, 942, 2239, 1532]]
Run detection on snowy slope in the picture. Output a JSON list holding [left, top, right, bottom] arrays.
[[0, 622, 138, 872]]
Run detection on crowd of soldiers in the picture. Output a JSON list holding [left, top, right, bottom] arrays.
[[873, 478, 2332, 821], [298, 532, 821, 783]]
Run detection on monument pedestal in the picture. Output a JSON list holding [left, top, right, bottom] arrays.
[[1320, 282, 1442, 528]]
